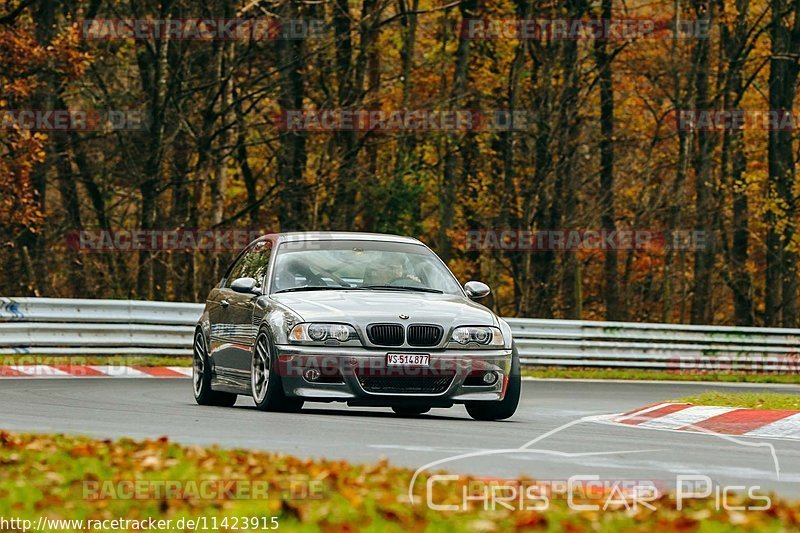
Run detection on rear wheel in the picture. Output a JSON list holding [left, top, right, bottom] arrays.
[[391, 406, 431, 416], [251, 329, 304, 412], [193, 330, 237, 407], [465, 344, 521, 421]]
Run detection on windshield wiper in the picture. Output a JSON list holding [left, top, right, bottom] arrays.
[[362, 285, 443, 294], [274, 286, 363, 293]]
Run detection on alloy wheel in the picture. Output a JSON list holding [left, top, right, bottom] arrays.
[[252, 333, 271, 402], [192, 331, 206, 397]]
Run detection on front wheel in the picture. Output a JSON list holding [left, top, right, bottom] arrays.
[[465, 344, 521, 421], [193, 330, 237, 407], [251, 329, 304, 412]]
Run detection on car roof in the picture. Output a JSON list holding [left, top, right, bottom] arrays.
[[272, 231, 424, 245]]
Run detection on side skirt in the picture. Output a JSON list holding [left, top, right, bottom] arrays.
[[211, 369, 250, 395]]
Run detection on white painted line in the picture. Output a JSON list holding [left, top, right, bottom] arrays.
[[638, 406, 740, 430], [613, 403, 674, 423], [167, 366, 193, 377], [745, 413, 800, 439]]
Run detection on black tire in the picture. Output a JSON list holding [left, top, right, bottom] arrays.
[[193, 330, 238, 407], [465, 344, 521, 421], [391, 406, 431, 416], [251, 329, 304, 413]]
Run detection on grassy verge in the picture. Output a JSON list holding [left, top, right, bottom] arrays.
[[0, 431, 797, 532], [0, 355, 190, 367], [522, 367, 800, 384], [674, 392, 800, 410]]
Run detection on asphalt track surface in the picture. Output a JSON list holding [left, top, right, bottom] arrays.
[[1, 379, 798, 497]]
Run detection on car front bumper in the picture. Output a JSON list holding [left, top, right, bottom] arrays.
[[273, 344, 513, 406]]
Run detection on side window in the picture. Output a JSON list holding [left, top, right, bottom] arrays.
[[223, 249, 252, 288], [225, 240, 272, 288], [242, 240, 272, 287]]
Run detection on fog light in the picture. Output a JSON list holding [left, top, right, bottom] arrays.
[[304, 369, 321, 382], [482, 371, 498, 385]]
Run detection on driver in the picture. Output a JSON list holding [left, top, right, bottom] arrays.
[[363, 257, 420, 286]]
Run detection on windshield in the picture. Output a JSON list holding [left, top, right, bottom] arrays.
[[270, 240, 463, 295]]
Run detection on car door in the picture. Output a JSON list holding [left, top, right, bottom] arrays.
[[209, 245, 254, 375], [226, 239, 273, 374], [206, 285, 227, 359]]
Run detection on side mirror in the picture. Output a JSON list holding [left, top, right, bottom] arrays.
[[464, 281, 491, 299], [230, 277, 261, 295]]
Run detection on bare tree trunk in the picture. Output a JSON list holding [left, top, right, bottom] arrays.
[[393, 0, 420, 180], [663, 0, 692, 323], [210, 32, 234, 282], [595, 0, 620, 320], [437, 0, 476, 262], [331, 0, 358, 229], [171, 128, 193, 302], [134, 0, 173, 299], [719, 0, 754, 325], [498, 0, 529, 314], [766, 0, 800, 326], [233, 92, 259, 227], [70, 131, 122, 296], [557, 0, 587, 319], [50, 92, 86, 296], [359, 0, 384, 231], [525, 49, 555, 317], [690, 0, 715, 324], [277, 0, 308, 230], [21, 0, 57, 294], [211, 44, 233, 229]]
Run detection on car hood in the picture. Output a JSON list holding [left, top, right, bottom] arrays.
[[272, 290, 497, 329]]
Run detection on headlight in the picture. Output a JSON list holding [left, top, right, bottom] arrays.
[[289, 323, 359, 344], [449, 326, 504, 348]]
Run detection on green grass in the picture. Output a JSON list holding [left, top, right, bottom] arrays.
[[522, 367, 800, 384], [674, 392, 800, 410], [0, 431, 796, 532], [0, 355, 191, 366]]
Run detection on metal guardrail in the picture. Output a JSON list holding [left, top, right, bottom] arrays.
[[507, 318, 800, 371], [0, 298, 199, 356], [1, 298, 798, 371]]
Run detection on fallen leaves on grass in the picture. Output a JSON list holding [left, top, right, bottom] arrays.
[[0, 431, 796, 531]]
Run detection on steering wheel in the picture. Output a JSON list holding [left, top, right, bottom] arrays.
[[321, 269, 350, 287], [287, 260, 325, 286]]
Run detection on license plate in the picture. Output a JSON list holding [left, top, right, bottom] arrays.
[[386, 354, 430, 367]]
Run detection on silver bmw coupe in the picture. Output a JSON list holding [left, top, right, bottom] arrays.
[[193, 232, 520, 420]]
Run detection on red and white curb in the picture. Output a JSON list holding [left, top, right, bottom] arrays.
[[0, 365, 192, 378], [597, 402, 800, 440]]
